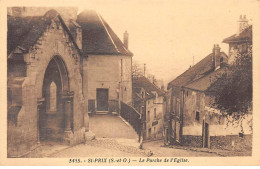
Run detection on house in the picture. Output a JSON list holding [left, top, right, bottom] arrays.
[[165, 16, 253, 151], [77, 10, 133, 115], [7, 7, 133, 157], [133, 76, 165, 140], [166, 44, 229, 146], [223, 15, 252, 64]]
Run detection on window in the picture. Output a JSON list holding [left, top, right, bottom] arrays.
[[220, 57, 224, 63], [147, 111, 150, 122], [195, 111, 200, 121], [148, 128, 151, 138], [49, 81, 57, 111], [154, 127, 156, 138], [154, 108, 157, 118]]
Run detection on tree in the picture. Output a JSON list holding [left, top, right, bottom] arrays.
[[210, 45, 252, 122], [132, 61, 143, 78]]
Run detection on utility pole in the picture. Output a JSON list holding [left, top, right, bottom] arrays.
[[118, 58, 123, 116], [144, 64, 146, 77]]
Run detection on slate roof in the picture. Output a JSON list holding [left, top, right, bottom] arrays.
[[77, 10, 133, 56], [133, 76, 165, 100], [167, 52, 228, 90], [223, 25, 252, 44], [7, 9, 81, 57], [184, 67, 228, 92]]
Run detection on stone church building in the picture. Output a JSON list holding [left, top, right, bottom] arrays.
[[7, 7, 132, 157]]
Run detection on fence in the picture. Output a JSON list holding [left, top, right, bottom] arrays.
[[120, 101, 141, 135]]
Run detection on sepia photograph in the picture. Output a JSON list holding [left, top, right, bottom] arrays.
[[0, 0, 260, 166]]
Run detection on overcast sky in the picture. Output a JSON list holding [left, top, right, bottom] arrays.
[[78, 0, 258, 84]]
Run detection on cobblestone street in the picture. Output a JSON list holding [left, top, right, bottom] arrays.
[[51, 139, 219, 157], [23, 115, 249, 157]]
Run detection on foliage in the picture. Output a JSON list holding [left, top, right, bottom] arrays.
[[211, 44, 252, 118]]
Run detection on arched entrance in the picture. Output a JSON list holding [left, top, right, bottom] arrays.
[[38, 55, 73, 142]]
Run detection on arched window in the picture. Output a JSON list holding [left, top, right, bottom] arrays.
[[49, 81, 57, 112], [220, 57, 224, 63]]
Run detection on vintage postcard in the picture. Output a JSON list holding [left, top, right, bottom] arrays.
[[0, 0, 260, 166]]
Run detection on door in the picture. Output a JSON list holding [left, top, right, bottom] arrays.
[[204, 123, 209, 147], [96, 88, 109, 111], [202, 121, 209, 148]]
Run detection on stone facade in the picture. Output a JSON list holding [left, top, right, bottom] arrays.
[[7, 11, 87, 157], [7, 7, 133, 157], [181, 89, 252, 150]]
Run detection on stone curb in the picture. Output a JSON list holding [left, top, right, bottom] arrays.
[[167, 146, 234, 157]]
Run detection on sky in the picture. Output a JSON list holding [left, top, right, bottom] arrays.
[[52, 0, 260, 84]]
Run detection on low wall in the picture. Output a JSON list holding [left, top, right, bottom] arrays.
[[182, 135, 202, 148], [210, 134, 252, 152]]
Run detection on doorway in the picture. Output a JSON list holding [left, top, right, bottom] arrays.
[[96, 88, 109, 111], [39, 56, 70, 142], [202, 121, 209, 148]]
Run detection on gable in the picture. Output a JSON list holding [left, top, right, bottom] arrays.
[[8, 9, 82, 58]]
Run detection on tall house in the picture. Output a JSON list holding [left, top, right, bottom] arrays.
[[77, 10, 133, 114], [223, 15, 252, 63]]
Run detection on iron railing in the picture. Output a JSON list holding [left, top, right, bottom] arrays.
[[120, 101, 141, 135]]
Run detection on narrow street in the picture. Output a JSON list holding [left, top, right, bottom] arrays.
[[52, 114, 146, 157], [49, 115, 219, 157], [50, 139, 219, 157], [24, 114, 219, 157]]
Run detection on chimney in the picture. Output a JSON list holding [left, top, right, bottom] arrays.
[[123, 31, 129, 49], [238, 15, 249, 35], [212, 44, 221, 70]]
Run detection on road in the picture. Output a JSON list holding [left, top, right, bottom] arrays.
[[143, 140, 219, 157], [25, 115, 219, 157]]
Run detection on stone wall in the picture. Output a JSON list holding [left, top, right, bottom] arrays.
[[182, 135, 202, 148], [7, 15, 86, 157], [210, 135, 252, 152]]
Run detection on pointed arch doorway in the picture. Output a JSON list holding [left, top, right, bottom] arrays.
[[38, 55, 74, 143]]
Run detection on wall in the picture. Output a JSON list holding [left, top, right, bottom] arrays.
[[183, 90, 206, 135], [182, 88, 253, 150], [228, 43, 251, 64], [84, 54, 132, 112], [7, 16, 86, 157], [145, 96, 164, 140], [167, 86, 183, 143]]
